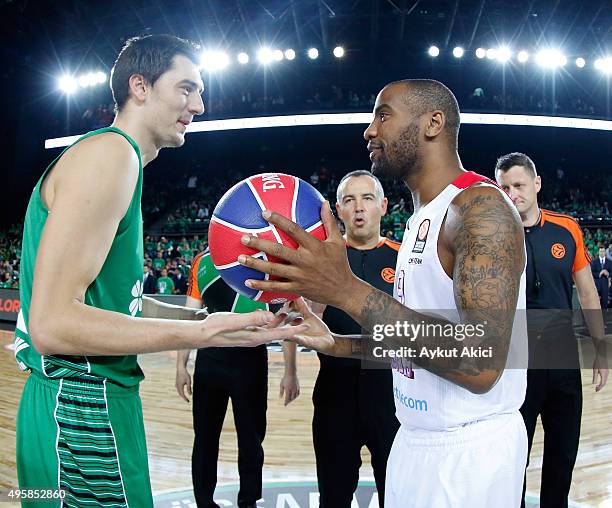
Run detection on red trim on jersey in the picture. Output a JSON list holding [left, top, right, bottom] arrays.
[[451, 171, 498, 190]]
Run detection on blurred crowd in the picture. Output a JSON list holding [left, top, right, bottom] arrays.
[[73, 84, 606, 133], [2, 162, 611, 293]]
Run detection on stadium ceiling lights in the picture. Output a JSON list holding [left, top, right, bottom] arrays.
[[575, 57, 586, 68], [517, 50, 529, 63], [594, 57, 612, 74], [535, 49, 567, 69], [257, 48, 274, 65], [59, 71, 106, 94], [307, 48, 319, 59], [333, 46, 345, 58], [284, 49, 296, 60], [428, 45, 440, 57], [475, 48, 486, 59], [496, 47, 511, 63], [58, 75, 77, 94], [200, 51, 229, 72], [452, 47, 464, 58], [486, 48, 497, 60], [237, 52, 249, 64], [272, 49, 284, 62]]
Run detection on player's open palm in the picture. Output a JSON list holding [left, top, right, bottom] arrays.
[[286, 298, 336, 355], [197, 310, 310, 347]]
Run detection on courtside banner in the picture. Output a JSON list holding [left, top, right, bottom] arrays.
[[0, 288, 20, 322]]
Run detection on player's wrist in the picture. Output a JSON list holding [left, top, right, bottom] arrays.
[[332, 276, 370, 314]]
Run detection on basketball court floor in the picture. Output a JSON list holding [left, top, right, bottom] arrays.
[[1, 330, 611, 507]]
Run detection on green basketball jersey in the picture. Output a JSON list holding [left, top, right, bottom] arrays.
[[14, 127, 145, 389]]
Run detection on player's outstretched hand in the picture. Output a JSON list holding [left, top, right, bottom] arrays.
[[283, 298, 337, 356], [237, 202, 357, 307], [197, 310, 309, 348]]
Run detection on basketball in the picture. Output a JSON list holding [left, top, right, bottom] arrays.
[[208, 173, 327, 303]]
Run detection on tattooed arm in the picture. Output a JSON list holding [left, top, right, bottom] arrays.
[[238, 192, 524, 393], [336, 185, 524, 393]]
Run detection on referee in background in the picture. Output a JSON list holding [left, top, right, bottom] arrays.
[[310, 170, 400, 507], [176, 251, 300, 508], [495, 153, 608, 508]]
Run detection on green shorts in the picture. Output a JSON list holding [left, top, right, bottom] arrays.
[[16, 372, 152, 507]]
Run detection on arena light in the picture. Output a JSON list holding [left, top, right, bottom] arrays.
[[284, 49, 296, 61], [257, 48, 274, 65], [428, 45, 440, 57], [95, 71, 107, 84], [45, 112, 612, 148], [307, 47, 319, 59], [486, 48, 497, 60], [496, 46, 512, 63], [77, 73, 96, 88], [535, 49, 567, 69], [594, 57, 612, 74], [475, 48, 486, 59], [517, 50, 529, 63], [452, 46, 464, 58], [575, 57, 585, 68], [333, 46, 345, 58], [58, 75, 77, 94], [200, 51, 230, 72], [237, 52, 249, 64], [272, 49, 284, 62]]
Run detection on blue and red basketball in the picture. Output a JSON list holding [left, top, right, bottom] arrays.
[[208, 173, 327, 303]]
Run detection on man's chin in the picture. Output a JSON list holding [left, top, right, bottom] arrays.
[[163, 134, 186, 149]]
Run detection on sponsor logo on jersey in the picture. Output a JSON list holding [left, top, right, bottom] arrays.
[[381, 267, 395, 283], [412, 219, 430, 253], [551, 242, 566, 259], [129, 279, 143, 316]]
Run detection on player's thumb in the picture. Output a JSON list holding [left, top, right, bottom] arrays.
[[225, 310, 275, 331]]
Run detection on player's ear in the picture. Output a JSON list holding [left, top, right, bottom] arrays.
[[425, 110, 445, 139], [534, 175, 542, 194], [380, 197, 388, 215], [128, 73, 149, 104]]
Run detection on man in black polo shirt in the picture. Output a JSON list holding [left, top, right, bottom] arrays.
[[176, 252, 300, 508], [310, 170, 400, 507], [495, 153, 608, 508]]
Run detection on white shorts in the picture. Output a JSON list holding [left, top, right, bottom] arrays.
[[385, 411, 527, 508]]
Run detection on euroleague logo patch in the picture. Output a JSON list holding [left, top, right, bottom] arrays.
[[381, 267, 395, 283], [551, 243, 566, 259], [412, 219, 430, 253]]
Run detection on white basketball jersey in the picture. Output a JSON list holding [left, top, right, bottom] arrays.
[[392, 171, 527, 431]]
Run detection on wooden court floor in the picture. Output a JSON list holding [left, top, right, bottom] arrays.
[[1, 330, 612, 506]]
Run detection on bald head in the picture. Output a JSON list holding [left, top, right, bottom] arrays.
[[388, 79, 460, 147]]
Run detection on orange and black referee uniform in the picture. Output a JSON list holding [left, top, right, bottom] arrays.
[[314, 238, 400, 508], [520, 210, 592, 508], [187, 252, 269, 508]]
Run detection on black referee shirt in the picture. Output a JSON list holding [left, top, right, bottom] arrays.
[[320, 238, 400, 368], [524, 209, 592, 310]]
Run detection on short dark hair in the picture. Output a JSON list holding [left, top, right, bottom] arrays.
[[495, 152, 538, 177], [110, 34, 200, 112], [391, 79, 461, 146]]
